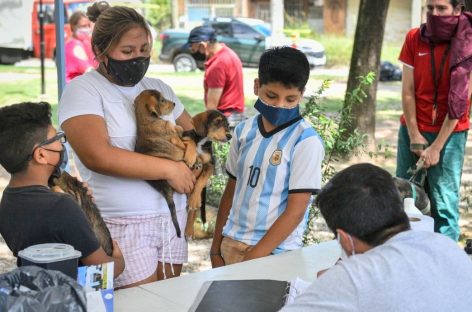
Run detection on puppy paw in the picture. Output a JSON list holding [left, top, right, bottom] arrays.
[[184, 155, 197, 168], [184, 232, 195, 242], [193, 160, 203, 170], [174, 125, 184, 136], [182, 139, 197, 168], [187, 196, 202, 211]]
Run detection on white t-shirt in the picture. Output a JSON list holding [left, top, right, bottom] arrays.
[[58, 70, 186, 217], [281, 230, 472, 312], [223, 115, 324, 253]]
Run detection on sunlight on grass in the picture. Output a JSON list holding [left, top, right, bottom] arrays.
[[0, 64, 402, 127]]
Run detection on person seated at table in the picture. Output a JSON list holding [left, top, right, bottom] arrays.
[[210, 46, 325, 266], [0, 102, 125, 278], [281, 163, 472, 311]]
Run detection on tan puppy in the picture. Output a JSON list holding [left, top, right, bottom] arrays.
[[134, 89, 197, 238]]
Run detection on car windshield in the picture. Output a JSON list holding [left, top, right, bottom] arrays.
[[252, 24, 271, 36]]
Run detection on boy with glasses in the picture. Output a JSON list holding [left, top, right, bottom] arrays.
[[0, 102, 124, 278]]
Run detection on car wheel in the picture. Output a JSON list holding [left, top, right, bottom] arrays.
[[173, 53, 197, 72]]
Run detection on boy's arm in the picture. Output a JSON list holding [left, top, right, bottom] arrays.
[[243, 192, 312, 261], [81, 240, 125, 278], [210, 177, 236, 268], [58, 197, 125, 277]]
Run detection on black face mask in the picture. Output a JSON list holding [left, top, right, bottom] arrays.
[[105, 56, 150, 86], [49, 146, 68, 179]]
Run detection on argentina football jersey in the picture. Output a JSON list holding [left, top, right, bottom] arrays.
[[223, 114, 324, 253]]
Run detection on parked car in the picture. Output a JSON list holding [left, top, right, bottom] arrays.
[[159, 17, 327, 72]]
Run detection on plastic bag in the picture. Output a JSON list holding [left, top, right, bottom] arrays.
[[380, 61, 402, 81], [0, 266, 87, 312]]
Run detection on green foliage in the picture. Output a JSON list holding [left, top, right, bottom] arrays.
[[146, 0, 171, 31], [114, 1, 171, 31], [206, 141, 230, 207], [301, 73, 376, 245]]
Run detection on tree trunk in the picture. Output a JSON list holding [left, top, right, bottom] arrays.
[[342, 0, 390, 146]]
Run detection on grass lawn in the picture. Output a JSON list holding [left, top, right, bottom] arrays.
[[0, 62, 401, 125]]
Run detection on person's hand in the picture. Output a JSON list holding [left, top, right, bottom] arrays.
[[167, 161, 196, 194], [420, 144, 441, 168], [316, 258, 342, 278], [409, 133, 429, 157], [192, 166, 203, 179], [316, 268, 329, 278], [210, 253, 225, 268], [242, 246, 260, 262]]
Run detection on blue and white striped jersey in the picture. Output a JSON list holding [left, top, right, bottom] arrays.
[[223, 115, 324, 253]]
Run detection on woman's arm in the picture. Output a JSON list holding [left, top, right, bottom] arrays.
[[62, 114, 195, 194]]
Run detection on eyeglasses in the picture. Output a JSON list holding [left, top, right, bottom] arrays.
[[29, 131, 67, 159], [10, 132, 67, 173], [36, 131, 67, 147]]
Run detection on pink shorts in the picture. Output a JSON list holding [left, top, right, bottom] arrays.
[[104, 210, 188, 288]]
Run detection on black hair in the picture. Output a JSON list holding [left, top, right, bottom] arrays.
[[450, 0, 465, 11], [315, 163, 410, 247], [0, 102, 52, 174], [258, 46, 310, 91]]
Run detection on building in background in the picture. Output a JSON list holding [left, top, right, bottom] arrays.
[[173, 0, 425, 43]]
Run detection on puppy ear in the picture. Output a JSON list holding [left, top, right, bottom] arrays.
[[147, 94, 160, 116], [193, 112, 208, 136]]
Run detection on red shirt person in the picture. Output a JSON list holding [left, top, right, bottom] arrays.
[[396, 0, 472, 241], [187, 26, 245, 128], [65, 11, 97, 83]]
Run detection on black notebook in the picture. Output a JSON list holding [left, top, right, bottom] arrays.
[[189, 279, 291, 312]]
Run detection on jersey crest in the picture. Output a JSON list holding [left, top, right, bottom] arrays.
[[270, 149, 282, 166]]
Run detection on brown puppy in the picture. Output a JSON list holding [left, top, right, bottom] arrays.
[[49, 172, 113, 256], [184, 110, 232, 239], [134, 89, 197, 238]]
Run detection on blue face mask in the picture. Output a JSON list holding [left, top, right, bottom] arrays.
[[254, 98, 300, 127]]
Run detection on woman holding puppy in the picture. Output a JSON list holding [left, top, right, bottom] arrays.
[[59, 1, 196, 288]]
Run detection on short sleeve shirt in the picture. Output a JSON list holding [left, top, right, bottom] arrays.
[[58, 70, 187, 217], [0, 186, 100, 265], [398, 28, 470, 132], [204, 44, 245, 114], [223, 115, 324, 253]]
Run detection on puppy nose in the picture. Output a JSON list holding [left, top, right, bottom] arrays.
[[226, 133, 232, 140]]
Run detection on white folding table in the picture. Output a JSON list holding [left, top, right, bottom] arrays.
[[114, 240, 340, 312]]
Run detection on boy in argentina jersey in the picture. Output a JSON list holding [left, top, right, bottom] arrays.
[[210, 47, 325, 267]]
